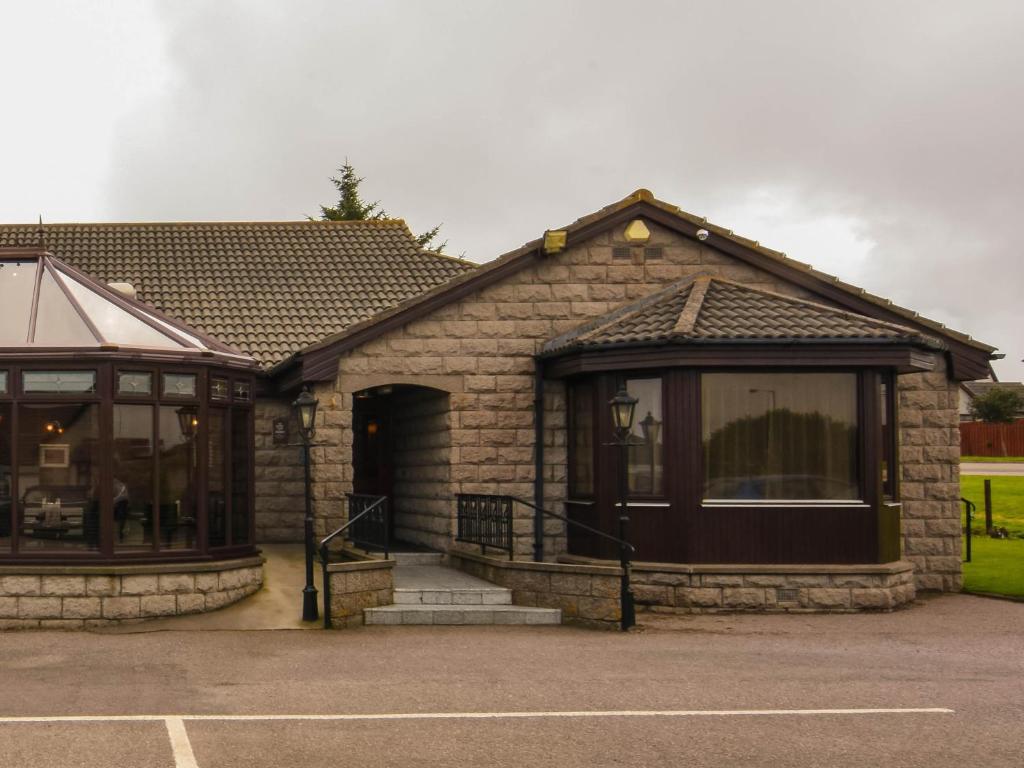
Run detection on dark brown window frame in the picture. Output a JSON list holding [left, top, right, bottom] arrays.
[[0, 358, 256, 565], [562, 364, 900, 565]]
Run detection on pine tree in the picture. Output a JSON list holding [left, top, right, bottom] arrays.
[[317, 161, 446, 252]]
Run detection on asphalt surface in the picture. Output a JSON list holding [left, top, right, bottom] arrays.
[[961, 461, 1024, 476], [1, 593, 1022, 767]]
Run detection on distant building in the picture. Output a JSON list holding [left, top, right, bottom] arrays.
[[959, 381, 1024, 421]]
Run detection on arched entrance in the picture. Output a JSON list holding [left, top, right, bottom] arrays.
[[352, 384, 451, 552]]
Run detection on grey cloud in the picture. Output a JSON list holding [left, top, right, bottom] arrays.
[[103, 0, 1023, 377]]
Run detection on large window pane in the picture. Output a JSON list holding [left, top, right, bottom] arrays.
[[208, 409, 227, 547], [0, 404, 11, 551], [0, 260, 38, 344], [568, 382, 594, 497], [625, 378, 663, 496], [17, 403, 100, 551], [113, 404, 154, 551], [230, 409, 251, 545], [702, 373, 858, 500], [158, 406, 198, 550]]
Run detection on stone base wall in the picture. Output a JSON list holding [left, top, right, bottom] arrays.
[[326, 558, 395, 628], [0, 557, 263, 629], [452, 549, 915, 624], [626, 561, 917, 613], [450, 549, 621, 628]]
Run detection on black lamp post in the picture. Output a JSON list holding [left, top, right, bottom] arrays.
[[293, 387, 319, 622], [609, 386, 638, 631]]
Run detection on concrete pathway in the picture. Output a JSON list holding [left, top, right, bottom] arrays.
[[961, 462, 1024, 476], [101, 543, 321, 633]]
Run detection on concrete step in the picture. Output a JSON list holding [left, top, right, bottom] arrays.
[[364, 604, 562, 626], [393, 586, 511, 605], [387, 552, 444, 566]]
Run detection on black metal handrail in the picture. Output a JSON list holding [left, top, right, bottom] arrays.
[[962, 497, 975, 563], [456, 494, 514, 560], [318, 494, 389, 629], [455, 493, 635, 630]]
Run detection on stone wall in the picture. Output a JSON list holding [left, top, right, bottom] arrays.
[[0, 557, 263, 629], [897, 358, 963, 591], [629, 561, 916, 613], [305, 216, 963, 591], [453, 550, 915, 620], [391, 387, 452, 550], [254, 398, 305, 542], [450, 549, 621, 628], [326, 558, 394, 628], [311, 220, 822, 555]]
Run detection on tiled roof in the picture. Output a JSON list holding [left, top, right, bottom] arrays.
[[543, 275, 945, 355], [962, 381, 1024, 398], [0, 221, 476, 368]]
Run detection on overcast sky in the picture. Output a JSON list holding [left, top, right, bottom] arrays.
[[1, 1, 1021, 379]]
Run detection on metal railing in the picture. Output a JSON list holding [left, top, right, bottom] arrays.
[[318, 494, 389, 629], [455, 493, 636, 630], [456, 494, 514, 559], [962, 497, 976, 563]]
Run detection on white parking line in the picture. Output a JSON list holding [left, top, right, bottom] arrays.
[[0, 709, 956, 768], [0, 706, 955, 723], [164, 716, 199, 768]]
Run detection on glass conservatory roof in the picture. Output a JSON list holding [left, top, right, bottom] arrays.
[[0, 248, 254, 365]]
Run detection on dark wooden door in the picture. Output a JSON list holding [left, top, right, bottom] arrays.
[[352, 395, 392, 499]]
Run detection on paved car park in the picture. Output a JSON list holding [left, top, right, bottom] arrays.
[[1, 594, 1022, 767]]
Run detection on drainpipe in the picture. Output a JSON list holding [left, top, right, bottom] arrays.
[[533, 356, 545, 562]]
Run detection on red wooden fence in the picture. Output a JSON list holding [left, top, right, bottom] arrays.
[[959, 418, 1024, 457]]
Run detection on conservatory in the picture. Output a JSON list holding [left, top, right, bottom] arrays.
[[0, 247, 258, 565]]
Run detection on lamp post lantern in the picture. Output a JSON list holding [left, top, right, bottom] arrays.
[[293, 387, 319, 622], [609, 386, 637, 630]]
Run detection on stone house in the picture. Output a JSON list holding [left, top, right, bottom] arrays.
[[0, 190, 997, 621]]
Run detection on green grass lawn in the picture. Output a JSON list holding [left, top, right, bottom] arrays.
[[961, 455, 1024, 463], [962, 537, 1024, 599], [960, 475, 1024, 537]]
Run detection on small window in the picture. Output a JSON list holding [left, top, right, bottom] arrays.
[[0, 370, 7, 394], [643, 247, 663, 260], [210, 377, 230, 401], [163, 373, 197, 398], [23, 370, 96, 394], [117, 371, 152, 395], [233, 381, 251, 402], [612, 246, 632, 259]]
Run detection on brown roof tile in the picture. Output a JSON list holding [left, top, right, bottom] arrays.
[[542, 275, 944, 355], [0, 221, 476, 368]]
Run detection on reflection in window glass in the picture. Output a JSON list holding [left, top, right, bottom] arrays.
[[17, 403, 100, 551], [208, 410, 227, 547], [23, 371, 97, 394], [625, 378, 663, 496], [231, 409, 251, 545], [0, 370, 8, 394], [158, 406, 198, 549], [33, 270, 97, 346], [0, 404, 11, 551], [163, 373, 196, 398], [0, 260, 37, 345], [118, 371, 152, 395], [233, 381, 251, 402], [211, 378, 229, 401], [569, 383, 594, 496], [702, 373, 859, 500], [113, 404, 153, 551]]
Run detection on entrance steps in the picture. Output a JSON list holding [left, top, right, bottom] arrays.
[[363, 552, 561, 626]]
